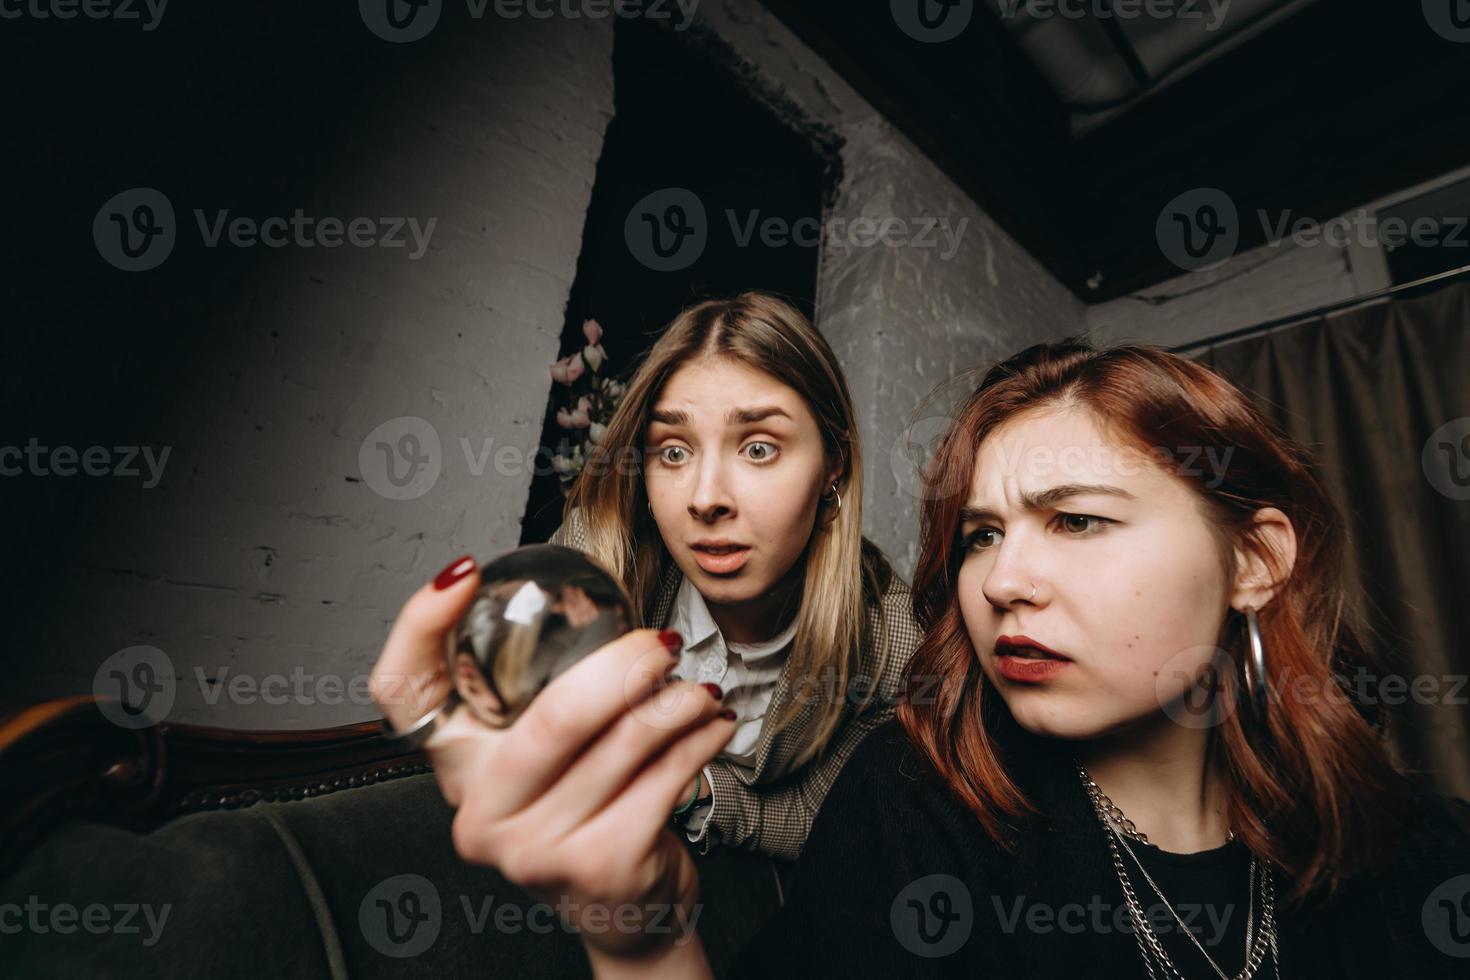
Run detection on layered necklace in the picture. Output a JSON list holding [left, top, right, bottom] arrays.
[[1076, 765, 1282, 980]]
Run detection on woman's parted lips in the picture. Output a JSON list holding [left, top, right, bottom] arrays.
[[690, 539, 751, 554], [995, 634, 1071, 660]]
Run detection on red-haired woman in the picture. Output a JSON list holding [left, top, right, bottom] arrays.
[[372, 340, 1470, 978]]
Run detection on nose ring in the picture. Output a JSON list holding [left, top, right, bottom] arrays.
[[1028, 582, 1036, 601]]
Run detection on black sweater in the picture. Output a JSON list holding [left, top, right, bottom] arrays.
[[729, 721, 1470, 979]]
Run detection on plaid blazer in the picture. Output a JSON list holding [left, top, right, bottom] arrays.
[[548, 508, 922, 860]]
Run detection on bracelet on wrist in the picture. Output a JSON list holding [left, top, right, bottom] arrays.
[[672, 776, 702, 817]]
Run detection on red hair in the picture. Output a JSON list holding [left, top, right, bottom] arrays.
[[896, 340, 1407, 904]]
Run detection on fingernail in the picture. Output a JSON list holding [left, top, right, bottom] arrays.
[[658, 630, 683, 655], [701, 683, 724, 700], [433, 556, 476, 591], [719, 708, 737, 721]]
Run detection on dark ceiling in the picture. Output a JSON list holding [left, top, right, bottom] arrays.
[[758, 0, 1470, 302]]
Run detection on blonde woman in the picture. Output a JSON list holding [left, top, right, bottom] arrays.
[[379, 291, 919, 859]]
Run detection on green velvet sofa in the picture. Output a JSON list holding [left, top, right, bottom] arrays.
[[0, 698, 787, 978]]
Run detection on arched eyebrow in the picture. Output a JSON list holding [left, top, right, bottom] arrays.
[[726, 406, 792, 426], [648, 406, 793, 428], [960, 483, 1136, 524]]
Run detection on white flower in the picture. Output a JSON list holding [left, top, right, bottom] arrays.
[[583, 344, 605, 373], [589, 422, 607, 445]]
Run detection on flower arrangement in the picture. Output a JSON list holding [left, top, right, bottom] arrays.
[[547, 318, 627, 489]]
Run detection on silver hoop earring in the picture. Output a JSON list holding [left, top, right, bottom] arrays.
[[822, 483, 841, 515], [1242, 606, 1269, 717]]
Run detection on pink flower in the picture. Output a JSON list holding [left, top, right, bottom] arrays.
[[565, 354, 586, 383], [583, 344, 605, 373], [549, 359, 571, 385], [568, 408, 591, 429], [555, 407, 575, 429], [582, 319, 603, 345]]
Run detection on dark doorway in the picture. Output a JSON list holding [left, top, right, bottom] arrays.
[[519, 19, 835, 545]]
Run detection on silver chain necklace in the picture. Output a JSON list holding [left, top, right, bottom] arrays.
[[1076, 765, 1282, 980]]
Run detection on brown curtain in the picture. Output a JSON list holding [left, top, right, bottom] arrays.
[[1193, 279, 1470, 801]]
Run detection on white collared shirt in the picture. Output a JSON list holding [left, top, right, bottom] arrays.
[[665, 574, 798, 841]]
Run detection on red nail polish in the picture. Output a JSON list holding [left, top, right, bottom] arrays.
[[719, 708, 737, 721], [658, 630, 683, 654], [433, 556, 476, 591], [701, 683, 724, 700]]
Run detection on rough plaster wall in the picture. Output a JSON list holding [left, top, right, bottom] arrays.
[[1087, 239, 1362, 349], [701, 1, 1089, 578], [31, 17, 614, 728], [30, 4, 1083, 729]]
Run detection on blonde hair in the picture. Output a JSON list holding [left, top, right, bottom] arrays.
[[563, 292, 888, 765]]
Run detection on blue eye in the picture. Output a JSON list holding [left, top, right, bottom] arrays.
[[743, 441, 778, 463]]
